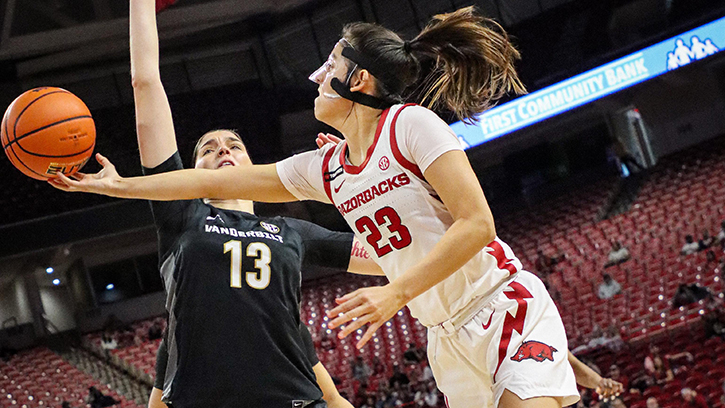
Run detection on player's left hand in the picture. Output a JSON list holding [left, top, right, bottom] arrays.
[[327, 284, 408, 349], [315, 132, 342, 149], [596, 377, 623, 400]]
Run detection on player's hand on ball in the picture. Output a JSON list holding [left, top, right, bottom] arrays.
[[315, 133, 342, 149], [48, 153, 121, 195], [327, 284, 408, 349], [596, 378, 623, 400]]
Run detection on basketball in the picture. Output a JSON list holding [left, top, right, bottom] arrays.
[[1, 87, 96, 180]]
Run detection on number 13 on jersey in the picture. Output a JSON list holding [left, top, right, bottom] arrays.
[[224, 240, 271, 289]]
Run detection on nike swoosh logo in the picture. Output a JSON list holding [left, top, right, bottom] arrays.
[[333, 180, 345, 193], [482, 311, 494, 330]]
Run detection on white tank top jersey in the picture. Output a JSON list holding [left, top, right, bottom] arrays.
[[276, 103, 523, 327]]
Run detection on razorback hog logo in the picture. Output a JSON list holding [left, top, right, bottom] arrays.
[[510, 341, 557, 363]]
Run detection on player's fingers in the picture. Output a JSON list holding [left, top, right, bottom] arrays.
[[56, 172, 80, 188], [47, 178, 72, 191], [328, 303, 366, 329], [357, 321, 383, 349], [332, 289, 359, 306], [327, 296, 364, 327], [338, 314, 373, 339], [96, 153, 115, 169]]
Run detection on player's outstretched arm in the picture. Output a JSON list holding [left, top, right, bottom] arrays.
[[328, 150, 496, 348], [568, 351, 623, 399], [130, 0, 178, 168], [312, 362, 353, 408], [48, 153, 298, 203], [347, 238, 384, 276]]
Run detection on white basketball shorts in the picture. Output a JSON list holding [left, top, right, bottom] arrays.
[[427, 270, 579, 408]]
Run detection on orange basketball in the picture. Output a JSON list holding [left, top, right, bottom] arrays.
[[1, 87, 96, 180]]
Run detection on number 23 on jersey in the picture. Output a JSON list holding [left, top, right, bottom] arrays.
[[224, 240, 271, 289]]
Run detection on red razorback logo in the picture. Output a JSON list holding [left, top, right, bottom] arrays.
[[510, 341, 557, 363]]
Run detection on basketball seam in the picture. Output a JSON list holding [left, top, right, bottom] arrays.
[[4, 134, 48, 178], [14, 140, 95, 158], [3, 115, 93, 151], [10, 90, 71, 144]]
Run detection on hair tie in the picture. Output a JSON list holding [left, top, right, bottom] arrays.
[[403, 40, 412, 53]]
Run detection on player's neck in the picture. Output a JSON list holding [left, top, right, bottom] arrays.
[[205, 199, 254, 214], [339, 106, 383, 166]]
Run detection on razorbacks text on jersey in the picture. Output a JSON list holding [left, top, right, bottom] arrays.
[[277, 104, 523, 327]]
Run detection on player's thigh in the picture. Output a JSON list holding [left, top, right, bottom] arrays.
[[498, 389, 562, 408], [148, 387, 167, 408]]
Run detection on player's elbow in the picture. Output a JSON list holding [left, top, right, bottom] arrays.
[[131, 74, 162, 90], [470, 212, 496, 248]]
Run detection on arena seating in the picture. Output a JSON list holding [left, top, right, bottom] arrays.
[[0, 347, 142, 408]]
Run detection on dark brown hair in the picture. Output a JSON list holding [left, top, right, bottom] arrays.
[[192, 129, 248, 164], [342, 6, 526, 122]]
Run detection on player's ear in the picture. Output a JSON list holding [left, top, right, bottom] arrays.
[[349, 70, 372, 93]]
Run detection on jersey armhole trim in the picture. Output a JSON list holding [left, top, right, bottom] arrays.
[[321, 147, 337, 205], [389, 103, 425, 181]]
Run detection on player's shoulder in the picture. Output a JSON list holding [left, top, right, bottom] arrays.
[[394, 103, 442, 119]]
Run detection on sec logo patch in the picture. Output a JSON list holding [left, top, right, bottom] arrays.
[[379, 156, 390, 171], [260, 222, 280, 234]]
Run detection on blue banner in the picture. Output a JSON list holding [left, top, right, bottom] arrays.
[[451, 16, 725, 149]]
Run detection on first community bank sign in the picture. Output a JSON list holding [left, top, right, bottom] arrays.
[[451, 15, 725, 148]]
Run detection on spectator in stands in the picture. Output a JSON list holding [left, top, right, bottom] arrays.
[[706, 249, 718, 266], [61, 402, 74, 408], [672, 283, 711, 309], [351, 356, 372, 384], [87, 386, 118, 408], [535, 249, 566, 277], [360, 395, 376, 408], [679, 387, 708, 408], [609, 398, 627, 408], [704, 296, 725, 339], [681, 235, 700, 255], [403, 342, 422, 364], [389, 364, 410, 388], [644, 345, 674, 385], [424, 381, 439, 407], [606, 240, 631, 267], [645, 397, 660, 408], [716, 220, 725, 244], [319, 331, 337, 351], [699, 229, 714, 251], [147, 321, 163, 341], [598, 273, 622, 299], [100, 331, 117, 361]]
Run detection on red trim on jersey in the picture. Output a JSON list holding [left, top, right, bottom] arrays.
[[321, 147, 337, 205], [493, 281, 533, 383], [389, 103, 425, 181], [486, 240, 520, 277], [340, 107, 391, 175]]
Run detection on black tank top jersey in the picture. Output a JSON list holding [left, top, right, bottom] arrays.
[[143, 152, 352, 408]]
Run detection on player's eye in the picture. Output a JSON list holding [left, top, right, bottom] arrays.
[[231, 145, 242, 150], [202, 148, 214, 155]]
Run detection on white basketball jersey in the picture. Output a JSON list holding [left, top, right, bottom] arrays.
[[277, 104, 522, 326]]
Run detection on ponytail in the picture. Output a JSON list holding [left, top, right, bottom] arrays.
[[410, 6, 526, 122], [341, 6, 525, 122]]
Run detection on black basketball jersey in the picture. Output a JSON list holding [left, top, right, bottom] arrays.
[[144, 152, 352, 408]]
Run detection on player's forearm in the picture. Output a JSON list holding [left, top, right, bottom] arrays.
[[568, 351, 601, 389], [109, 165, 296, 202], [130, 0, 161, 86], [347, 239, 385, 276], [389, 214, 494, 303]]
